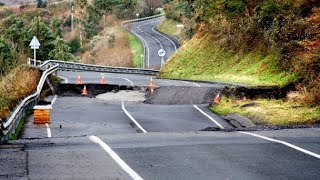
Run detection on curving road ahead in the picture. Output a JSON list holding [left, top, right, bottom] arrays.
[[125, 17, 179, 68]]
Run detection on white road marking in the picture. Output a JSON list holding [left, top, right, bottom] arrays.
[[121, 101, 147, 133], [193, 105, 224, 129], [238, 131, 320, 159], [152, 26, 177, 51], [182, 81, 201, 87], [100, 74, 135, 86], [126, 24, 149, 68], [57, 75, 68, 83], [51, 95, 57, 105], [45, 123, 51, 138], [123, 78, 134, 86], [89, 136, 144, 180], [192, 83, 201, 87]]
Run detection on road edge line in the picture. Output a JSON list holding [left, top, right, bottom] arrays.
[[121, 101, 147, 133], [193, 105, 224, 129], [89, 135, 144, 180], [238, 131, 320, 159]]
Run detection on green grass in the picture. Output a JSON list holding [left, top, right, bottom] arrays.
[[9, 111, 31, 140], [160, 34, 298, 86], [128, 34, 143, 68], [156, 19, 184, 44], [212, 97, 320, 125]]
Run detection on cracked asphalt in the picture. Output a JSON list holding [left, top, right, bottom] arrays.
[[1, 18, 320, 180]]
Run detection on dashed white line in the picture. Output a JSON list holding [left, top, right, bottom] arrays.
[[152, 26, 177, 51], [238, 131, 320, 159], [89, 135, 144, 180], [121, 101, 147, 133], [123, 78, 134, 86], [45, 123, 51, 138], [193, 105, 224, 129]]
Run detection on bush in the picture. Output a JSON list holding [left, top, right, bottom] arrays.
[[68, 38, 81, 54], [0, 65, 41, 120]]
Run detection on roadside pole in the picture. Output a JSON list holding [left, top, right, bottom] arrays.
[[158, 48, 166, 68]]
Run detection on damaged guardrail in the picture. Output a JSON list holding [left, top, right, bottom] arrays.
[[0, 64, 59, 141], [40, 60, 159, 76]]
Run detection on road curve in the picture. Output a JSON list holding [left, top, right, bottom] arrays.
[[126, 17, 179, 68]]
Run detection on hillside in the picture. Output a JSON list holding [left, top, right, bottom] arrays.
[[160, 0, 320, 106], [158, 0, 320, 125]]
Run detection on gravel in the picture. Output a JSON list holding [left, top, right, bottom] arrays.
[[96, 90, 146, 102]]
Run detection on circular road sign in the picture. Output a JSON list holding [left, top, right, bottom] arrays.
[[158, 48, 166, 57]]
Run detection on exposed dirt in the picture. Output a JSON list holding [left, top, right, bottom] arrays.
[[55, 84, 144, 97], [222, 83, 296, 99]]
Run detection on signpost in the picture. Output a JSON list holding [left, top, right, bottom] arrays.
[[158, 48, 166, 67], [29, 36, 40, 66]]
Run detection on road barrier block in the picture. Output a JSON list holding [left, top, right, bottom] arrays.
[[33, 105, 52, 124]]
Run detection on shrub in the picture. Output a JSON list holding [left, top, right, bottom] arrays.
[[68, 38, 81, 54]]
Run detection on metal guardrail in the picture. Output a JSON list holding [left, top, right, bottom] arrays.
[[121, 14, 165, 68], [0, 65, 59, 141], [40, 60, 160, 76], [0, 15, 164, 141]]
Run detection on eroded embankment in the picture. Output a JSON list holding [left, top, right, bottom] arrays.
[[55, 83, 294, 105]]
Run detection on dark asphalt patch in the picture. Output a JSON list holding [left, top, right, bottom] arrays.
[[144, 86, 222, 105]]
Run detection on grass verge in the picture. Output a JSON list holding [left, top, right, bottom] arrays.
[[128, 33, 143, 68], [160, 34, 298, 86], [212, 97, 320, 125], [9, 111, 31, 141], [156, 18, 183, 44]]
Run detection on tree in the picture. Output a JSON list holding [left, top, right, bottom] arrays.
[[50, 17, 63, 37], [28, 17, 55, 60], [48, 37, 74, 61], [0, 38, 13, 75], [68, 38, 81, 54]]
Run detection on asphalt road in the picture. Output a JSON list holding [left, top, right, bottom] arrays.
[[126, 17, 178, 68], [1, 17, 320, 180]]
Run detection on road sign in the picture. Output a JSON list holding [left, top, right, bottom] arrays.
[[158, 48, 166, 57], [29, 36, 41, 66], [29, 36, 40, 49]]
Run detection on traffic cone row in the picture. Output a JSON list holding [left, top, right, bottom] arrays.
[[76, 75, 107, 85]]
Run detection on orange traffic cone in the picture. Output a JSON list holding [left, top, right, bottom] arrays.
[[76, 75, 82, 84], [82, 85, 88, 96], [100, 76, 106, 84], [214, 93, 220, 104], [149, 77, 155, 94]]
